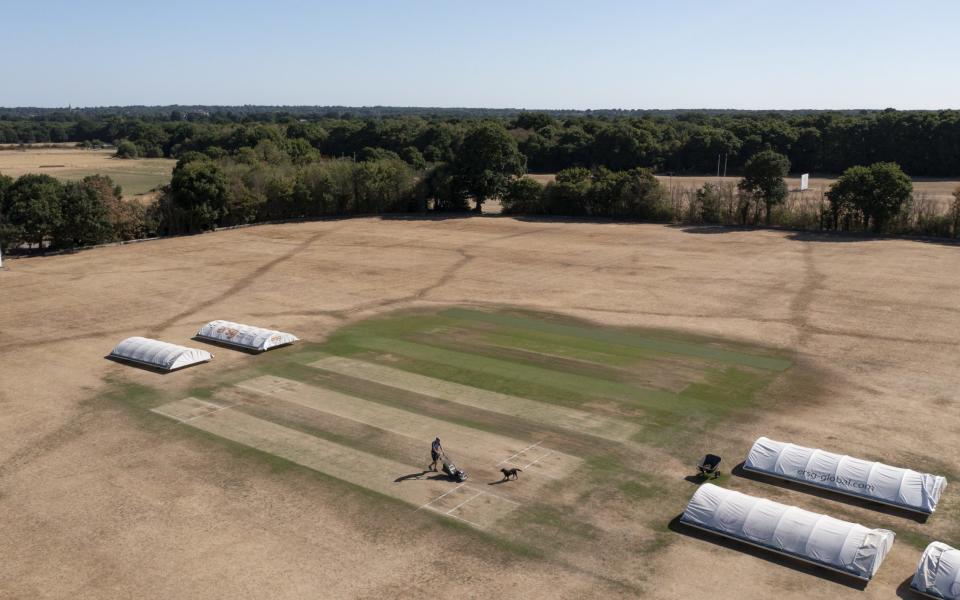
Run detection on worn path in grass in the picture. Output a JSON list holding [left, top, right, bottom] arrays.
[[309, 355, 639, 442]]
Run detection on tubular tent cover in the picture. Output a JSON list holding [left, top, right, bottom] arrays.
[[744, 437, 947, 514], [681, 483, 894, 581], [196, 320, 298, 352], [912, 542, 960, 599], [110, 337, 212, 371]]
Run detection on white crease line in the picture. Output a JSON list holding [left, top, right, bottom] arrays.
[[444, 511, 485, 530], [446, 491, 483, 515], [180, 403, 233, 423], [522, 450, 554, 470], [497, 441, 542, 466], [416, 482, 467, 511]]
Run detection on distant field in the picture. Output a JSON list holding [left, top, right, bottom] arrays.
[[528, 173, 960, 206], [0, 147, 175, 197]]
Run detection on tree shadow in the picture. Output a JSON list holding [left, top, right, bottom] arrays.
[[376, 211, 477, 222], [672, 223, 960, 247], [732, 462, 929, 523], [675, 224, 750, 235], [896, 576, 923, 599], [787, 229, 960, 247], [667, 515, 868, 590]]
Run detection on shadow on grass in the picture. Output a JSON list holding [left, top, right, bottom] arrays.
[[393, 471, 430, 482], [683, 474, 720, 484], [190, 336, 263, 355], [788, 230, 960, 246], [672, 223, 960, 247], [393, 470, 463, 483], [732, 463, 930, 523], [676, 225, 747, 235], [896, 575, 924, 599], [667, 515, 868, 591], [103, 355, 178, 375]]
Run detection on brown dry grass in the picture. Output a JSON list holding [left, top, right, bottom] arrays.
[[1, 217, 958, 598], [0, 146, 175, 197]]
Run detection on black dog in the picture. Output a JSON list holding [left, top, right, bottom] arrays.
[[500, 467, 522, 481]]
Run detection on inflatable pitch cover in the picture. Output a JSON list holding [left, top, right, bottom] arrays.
[[110, 337, 212, 371], [681, 483, 895, 581], [744, 437, 947, 514], [912, 542, 960, 599], [196, 320, 299, 352]]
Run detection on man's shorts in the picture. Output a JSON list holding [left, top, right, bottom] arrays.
[[431, 450, 439, 461]]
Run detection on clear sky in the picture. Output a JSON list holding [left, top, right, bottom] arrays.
[[3, 0, 959, 109]]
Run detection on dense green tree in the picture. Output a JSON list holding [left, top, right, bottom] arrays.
[[115, 140, 139, 159], [424, 163, 469, 212], [0, 173, 15, 251], [54, 180, 111, 248], [827, 162, 912, 232], [5, 174, 63, 247], [169, 160, 228, 232], [513, 112, 554, 131], [451, 123, 525, 212], [285, 138, 319, 165], [358, 146, 401, 162], [738, 150, 790, 224], [399, 146, 426, 170], [545, 168, 592, 215], [500, 177, 545, 214]]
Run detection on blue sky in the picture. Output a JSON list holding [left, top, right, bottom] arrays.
[[3, 0, 959, 109]]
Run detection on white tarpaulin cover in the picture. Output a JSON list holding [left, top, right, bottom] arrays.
[[744, 437, 947, 514], [681, 483, 894, 580], [196, 320, 299, 352], [912, 542, 960, 599], [110, 337, 212, 371]]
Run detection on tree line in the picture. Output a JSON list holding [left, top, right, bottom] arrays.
[[3, 118, 960, 254], [0, 174, 148, 250], [3, 108, 960, 176]]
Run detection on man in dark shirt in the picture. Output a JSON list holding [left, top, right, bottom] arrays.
[[430, 437, 444, 471]]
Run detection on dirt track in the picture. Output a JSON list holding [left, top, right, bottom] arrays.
[[1, 216, 958, 598]]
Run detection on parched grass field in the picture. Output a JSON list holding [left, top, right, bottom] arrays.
[[0, 147, 175, 196], [2, 217, 958, 598], [125, 308, 791, 547]]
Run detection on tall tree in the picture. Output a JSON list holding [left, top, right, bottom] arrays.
[[6, 174, 63, 248], [169, 160, 228, 231], [738, 150, 790, 225], [0, 173, 15, 252], [451, 123, 525, 212], [827, 162, 912, 232], [55, 180, 111, 248]]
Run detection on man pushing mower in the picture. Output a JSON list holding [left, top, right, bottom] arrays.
[[429, 437, 467, 482], [429, 437, 444, 471]]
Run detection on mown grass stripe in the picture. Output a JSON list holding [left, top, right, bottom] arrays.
[[340, 335, 734, 417], [441, 308, 792, 372]]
